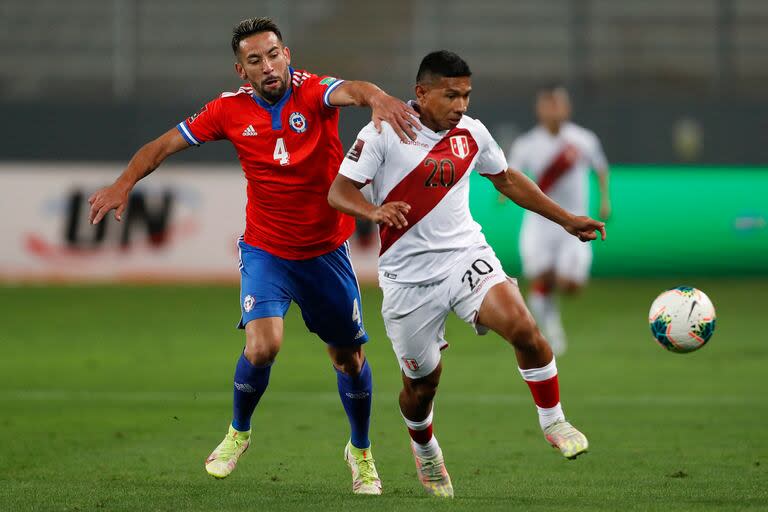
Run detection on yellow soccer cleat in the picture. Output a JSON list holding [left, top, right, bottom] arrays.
[[205, 425, 250, 478], [544, 420, 588, 459], [344, 441, 382, 495], [412, 446, 454, 498]]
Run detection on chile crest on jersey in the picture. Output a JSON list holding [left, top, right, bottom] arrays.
[[289, 112, 307, 133]]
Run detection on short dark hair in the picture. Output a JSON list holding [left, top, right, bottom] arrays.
[[536, 83, 570, 101], [231, 17, 283, 54], [416, 51, 472, 84]]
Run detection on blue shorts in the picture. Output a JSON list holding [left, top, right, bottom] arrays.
[[237, 239, 369, 346]]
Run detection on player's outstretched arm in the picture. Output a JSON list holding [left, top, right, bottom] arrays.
[[327, 81, 421, 143], [328, 174, 411, 229], [486, 168, 606, 242], [88, 128, 190, 224], [597, 167, 611, 220]]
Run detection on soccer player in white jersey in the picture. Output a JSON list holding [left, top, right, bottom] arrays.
[[328, 51, 606, 498], [508, 86, 611, 355]]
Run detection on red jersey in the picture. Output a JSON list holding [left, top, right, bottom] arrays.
[[176, 68, 355, 260]]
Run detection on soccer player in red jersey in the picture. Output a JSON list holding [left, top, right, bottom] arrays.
[[88, 17, 421, 495]]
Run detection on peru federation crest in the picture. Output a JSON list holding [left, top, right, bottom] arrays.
[[289, 112, 307, 133], [450, 135, 470, 159]]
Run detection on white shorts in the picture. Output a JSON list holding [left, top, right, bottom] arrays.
[[381, 246, 514, 379], [519, 216, 592, 284]]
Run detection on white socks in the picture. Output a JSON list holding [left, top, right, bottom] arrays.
[[528, 291, 552, 325], [411, 437, 440, 458], [529, 291, 567, 355], [402, 409, 440, 459], [536, 403, 565, 430], [518, 358, 566, 430], [530, 291, 563, 330]]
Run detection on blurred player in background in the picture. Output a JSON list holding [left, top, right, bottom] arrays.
[[508, 86, 610, 355], [88, 17, 421, 495], [328, 51, 604, 498]]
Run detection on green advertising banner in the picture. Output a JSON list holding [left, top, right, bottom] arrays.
[[470, 166, 768, 276]]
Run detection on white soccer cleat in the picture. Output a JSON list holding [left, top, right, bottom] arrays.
[[344, 441, 382, 495], [544, 419, 588, 459], [412, 446, 454, 498], [205, 425, 250, 478]]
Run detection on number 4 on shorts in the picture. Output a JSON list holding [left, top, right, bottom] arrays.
[[352, 298, 361, 324]]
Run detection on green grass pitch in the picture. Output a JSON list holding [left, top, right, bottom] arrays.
[[1, 279, 766, 511]]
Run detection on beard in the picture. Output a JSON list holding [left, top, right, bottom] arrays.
[[255, 75, 288, 104]]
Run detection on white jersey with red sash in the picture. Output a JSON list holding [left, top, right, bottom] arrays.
[[507, 122, 607, 218], [509, 122, 607, 281], [338, 115, 508, 286]]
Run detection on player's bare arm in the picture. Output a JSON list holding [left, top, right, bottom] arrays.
[[487, 168, 606, 242], [597, 168, 611, 220], [328, 81, 421, 143], [88, 128, 189, 224], [328, 174, 411, 229]]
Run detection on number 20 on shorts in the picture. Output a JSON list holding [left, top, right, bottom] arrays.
[[462, 259, 494, 291]]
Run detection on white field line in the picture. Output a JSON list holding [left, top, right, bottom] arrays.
[[0, 390, 762, 407]]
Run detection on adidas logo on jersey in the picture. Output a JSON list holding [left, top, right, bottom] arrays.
[[242, 125, 258, 137]]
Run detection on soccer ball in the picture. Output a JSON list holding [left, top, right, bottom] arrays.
[[648, 286, 716, 353]]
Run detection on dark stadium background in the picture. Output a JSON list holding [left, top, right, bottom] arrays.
[[2, 0, 767, 163]]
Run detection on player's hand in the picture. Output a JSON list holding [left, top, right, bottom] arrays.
[[369, 92, 421, 143], [88, 182, 131, 224], [369, 201, 411, 229], [564, 215, 606, 242]]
